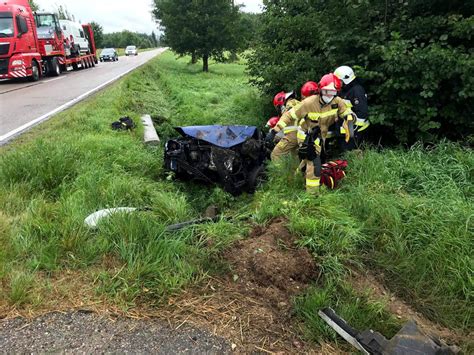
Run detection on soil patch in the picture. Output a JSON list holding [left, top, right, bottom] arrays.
[[161, 218, 326, 353]]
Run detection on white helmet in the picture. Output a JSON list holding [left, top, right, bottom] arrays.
[[334, 66, 356, 85]]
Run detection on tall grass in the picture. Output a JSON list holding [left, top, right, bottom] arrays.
[[0, 52, 256, 308], [258, 145, 473, 333]]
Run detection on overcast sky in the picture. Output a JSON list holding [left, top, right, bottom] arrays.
[[36, 0, 263, 35]]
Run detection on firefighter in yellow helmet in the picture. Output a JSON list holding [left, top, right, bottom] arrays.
[[266, 82, 319, 161], [290, 74, 355, 192]]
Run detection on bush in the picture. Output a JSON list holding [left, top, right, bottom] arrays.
[[247, 0, 474, 143]]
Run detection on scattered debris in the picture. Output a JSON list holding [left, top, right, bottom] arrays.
[[349, 270, 466, 345], [111, 116, 136, 131], [84, 207, 138, 228], [165, 217, 221, 232], [319, 307, 459, 354], [141, 114, 160, 145]]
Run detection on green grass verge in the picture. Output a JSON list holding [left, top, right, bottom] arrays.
[[0, 51, 472, 347]]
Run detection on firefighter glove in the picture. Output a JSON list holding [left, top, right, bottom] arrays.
[[343, 117, 355, 143]]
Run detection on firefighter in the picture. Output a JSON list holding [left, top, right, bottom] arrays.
[[265, 91, 301, 161], [334, 66, 369, 150], [290, 74, 355, 192], [266, 82, 319, 161]]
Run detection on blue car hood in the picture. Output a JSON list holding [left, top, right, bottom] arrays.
[[175, 125, 258, 148]]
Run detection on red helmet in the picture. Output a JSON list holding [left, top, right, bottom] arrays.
[[266, 116, 280, 128], [273, 91, 287, 107], [319, 73, 342, 92], [301, 81, 319, 98]]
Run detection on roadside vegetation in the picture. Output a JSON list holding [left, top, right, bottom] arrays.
[[0, 51, 472, 350]]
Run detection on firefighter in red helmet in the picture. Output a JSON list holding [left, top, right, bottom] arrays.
[[265, 90, 301, 160], [283, 73, 355, 192]]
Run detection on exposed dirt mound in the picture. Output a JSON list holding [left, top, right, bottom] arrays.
[[161, 219, 326, 353], [224, 219, 319, 309]]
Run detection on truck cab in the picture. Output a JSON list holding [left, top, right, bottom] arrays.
[[0, 0, 42, 80]]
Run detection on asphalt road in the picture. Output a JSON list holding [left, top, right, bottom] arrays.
[[0, 48, 167, 143], [0, 311, 231, 354]]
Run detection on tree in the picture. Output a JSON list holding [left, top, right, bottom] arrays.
[[153, 0, 243, 72], [28, 0, 39, 11], [151, 31, 158, 47], [89, 22, 104, 48]]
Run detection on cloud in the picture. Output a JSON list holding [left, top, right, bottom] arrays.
[[36, 0, 263, 34]]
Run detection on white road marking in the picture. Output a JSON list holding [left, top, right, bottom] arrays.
[[0, 49, 166, 144]]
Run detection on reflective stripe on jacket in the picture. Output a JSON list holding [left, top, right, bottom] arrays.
[[292, 95, 353, 140], [274, 99, 301, 133]]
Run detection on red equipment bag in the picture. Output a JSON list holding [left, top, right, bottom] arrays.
[[320, 160, 348, 189]]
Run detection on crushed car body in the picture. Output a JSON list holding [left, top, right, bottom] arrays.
[[164, 125, 266, 195]]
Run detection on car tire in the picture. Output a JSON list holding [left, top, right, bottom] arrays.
[[245, 165, 266, 193]]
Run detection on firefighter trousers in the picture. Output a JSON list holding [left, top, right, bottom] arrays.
[[271, 131, 298, 161], [302, 156, 322, 192]]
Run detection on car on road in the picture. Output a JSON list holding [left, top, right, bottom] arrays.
[[125, 45, 138, 56], [99, 48, 118, 62]]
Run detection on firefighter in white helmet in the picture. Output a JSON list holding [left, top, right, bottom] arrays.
[[334, 66, 369, 150]]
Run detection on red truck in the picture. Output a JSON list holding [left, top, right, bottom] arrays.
[[0, 0, 97, 81]]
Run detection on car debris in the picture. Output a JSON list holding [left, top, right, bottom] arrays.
[[318, 307, 459, 354], [84, 206, 229, 231], [165, 216, 222, 232], [84, 207, 139, 228], [141, 114, 160, 145], [164, 125, 267, 195], [111, 116, 136, 131]]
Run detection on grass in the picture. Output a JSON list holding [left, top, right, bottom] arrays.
[[0, 50, 472, 348], [0, 52, 259, 308]]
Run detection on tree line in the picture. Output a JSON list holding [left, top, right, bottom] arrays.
[[91, 23, 159, 49]]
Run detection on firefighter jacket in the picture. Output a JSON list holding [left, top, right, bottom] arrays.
[[340, 80, 369, 132], [273, 99, 301, 135], [285, 95, 353, 145]]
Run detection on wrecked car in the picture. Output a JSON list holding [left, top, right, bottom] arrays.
[[164, 125, 266, 195]]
